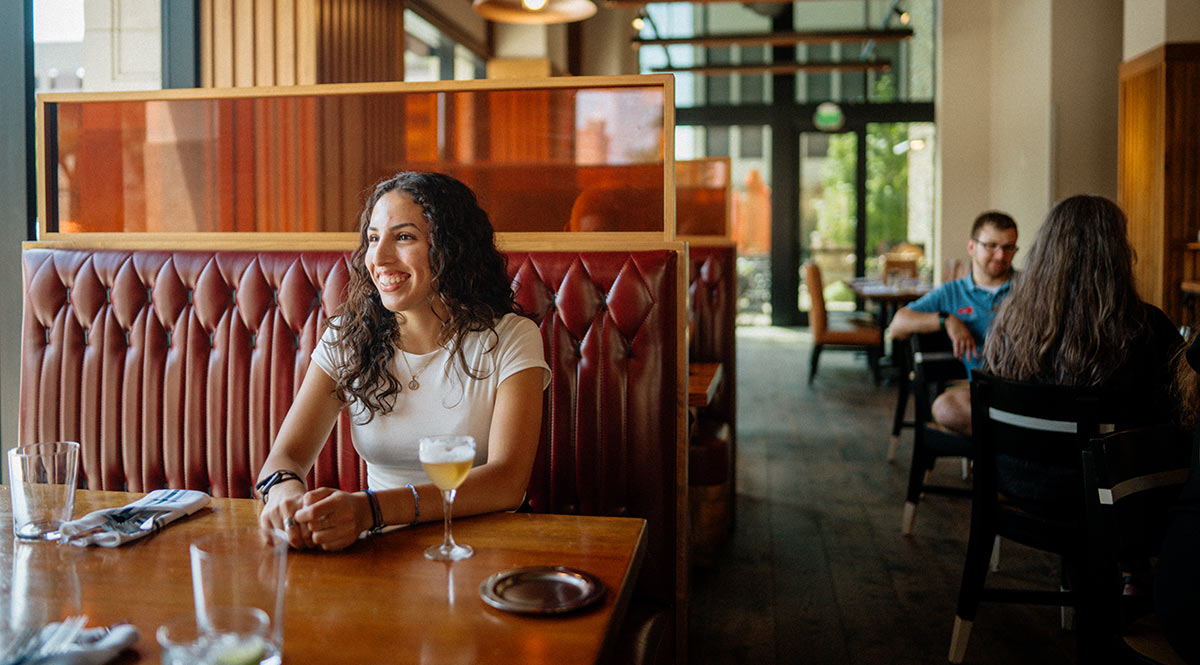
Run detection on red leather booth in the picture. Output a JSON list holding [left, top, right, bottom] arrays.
[[20, 245, 685, 662]]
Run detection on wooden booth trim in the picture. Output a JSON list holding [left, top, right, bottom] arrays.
[[35, 74, 675, 103], [24, 232, 680, 253]]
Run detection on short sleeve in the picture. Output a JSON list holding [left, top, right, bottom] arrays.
[[496, 314, 551, 390], [906, 284, 949, 313], [310, 321, 344, 381]]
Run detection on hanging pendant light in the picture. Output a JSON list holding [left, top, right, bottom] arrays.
[[472, 0, 597, 25]]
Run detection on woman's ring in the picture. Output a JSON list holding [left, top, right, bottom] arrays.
[[282, 517, 296, 530]]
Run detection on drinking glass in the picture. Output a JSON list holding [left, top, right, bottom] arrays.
[[7, 441, 79, 540], [189, 529, 286, 664], [418, 435, 476, 561], [158, 607, 273, 665]]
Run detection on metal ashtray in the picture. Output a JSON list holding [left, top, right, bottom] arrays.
[[479, 566, 606, 615]]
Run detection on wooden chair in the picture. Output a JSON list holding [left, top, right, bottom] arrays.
[[802, 261, 882, 385], [900, 331, 971, 535], [949, 371, 1139, 664], [1081, 425, 1191, 665], [881, 253, 919, 284]]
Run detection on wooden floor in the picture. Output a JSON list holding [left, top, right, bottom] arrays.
[[688, 326, 1076, 665]]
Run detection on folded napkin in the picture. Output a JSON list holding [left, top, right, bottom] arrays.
[[59, 489, 210, 547], [22, 624, 139, 665]]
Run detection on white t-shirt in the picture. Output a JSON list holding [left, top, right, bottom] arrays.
[[310, 313, 551, 490]]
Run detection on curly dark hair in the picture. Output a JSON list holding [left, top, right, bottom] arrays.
[[328, 172, 516, 421]]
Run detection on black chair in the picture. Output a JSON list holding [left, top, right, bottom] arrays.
[[949, 371, 1141, 664], [888, 337, 913, 463], [900, 331, 972, 535], [1081, 425, 1191, 665]]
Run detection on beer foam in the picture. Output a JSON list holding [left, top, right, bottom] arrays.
[[420, 440, 475, 463]]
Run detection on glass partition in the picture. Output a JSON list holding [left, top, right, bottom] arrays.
[[675, 157, 730, 237], [38, 76, 674, 236]]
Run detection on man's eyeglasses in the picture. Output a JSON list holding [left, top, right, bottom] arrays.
[[973, 239, 1018, 254]]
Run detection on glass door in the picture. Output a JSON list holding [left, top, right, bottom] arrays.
[[799, 131, 857, 315]]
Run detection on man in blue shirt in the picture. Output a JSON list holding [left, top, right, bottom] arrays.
[[890, 211, 1018, 434]]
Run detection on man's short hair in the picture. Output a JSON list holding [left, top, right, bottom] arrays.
[[970, 211, 1016, 238]]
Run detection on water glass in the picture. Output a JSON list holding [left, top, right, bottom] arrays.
[[7, 441, 79, 540], [190, 529, 286, 663], [158, 607, 274, 665]]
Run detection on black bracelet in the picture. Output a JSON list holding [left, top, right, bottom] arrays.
[[254, 470, 306, 505], [363, 488, 384, 534]]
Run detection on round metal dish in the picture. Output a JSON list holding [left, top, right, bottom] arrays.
[[479, 566, 606, 615]]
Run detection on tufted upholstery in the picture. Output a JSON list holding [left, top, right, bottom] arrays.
[[21, 246, 683, 655], [505, 250, 680, 611], [20, 249, 362, 498], [687, 244, 736, 453]]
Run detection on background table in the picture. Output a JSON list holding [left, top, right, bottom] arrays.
[[1, 490, 647, 665]]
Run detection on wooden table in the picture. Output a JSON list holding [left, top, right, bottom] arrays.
[[1, 489, 647, 665], [688, 362, 723, 408], [848, 277, 931, 313]]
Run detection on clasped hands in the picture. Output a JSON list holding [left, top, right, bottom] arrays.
[[260, 486, 370, 551]]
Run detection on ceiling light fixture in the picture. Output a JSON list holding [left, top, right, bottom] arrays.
[[472, 0, 597, 24]]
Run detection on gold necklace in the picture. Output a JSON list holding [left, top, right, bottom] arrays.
[[399, 348, 437, 391]]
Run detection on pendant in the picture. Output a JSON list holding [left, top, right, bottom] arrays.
[[408, 377, 420, 391]]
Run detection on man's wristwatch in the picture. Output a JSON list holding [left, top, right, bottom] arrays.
[[938, 312, 947, 330], [255, 470, 306, 504]]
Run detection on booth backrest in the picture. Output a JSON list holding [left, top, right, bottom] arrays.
[[20, 246, 682, 611], [687, 243, 736, 430], [20, 249, 362, 497]]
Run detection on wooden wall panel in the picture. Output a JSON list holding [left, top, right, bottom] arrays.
[[199, 0, 334, 88], [1118, 43, 1200, 324], [1118, 61, 1164, 307]]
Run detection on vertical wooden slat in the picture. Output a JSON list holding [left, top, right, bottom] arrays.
[[233, 0, 255, 86], [255, 0, 275, 86], [199, 0, 214, 87], [253, 98, 271, 231], [276, 0, 296, 85], [213, 0, 234, 87], [297, 0, 317, 85]]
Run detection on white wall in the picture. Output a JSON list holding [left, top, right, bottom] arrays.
[[936, 0, 994, 276], [82, 0, 161, 91], [938, 0, 1122, 276], [988, 0, 1053, 255], [1123, 0, 1167, 59], [1124, 0, 1200, 60], [1051, 0, 1122, 202]]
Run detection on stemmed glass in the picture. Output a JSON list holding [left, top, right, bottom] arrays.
[[418, 435, 476, 561]]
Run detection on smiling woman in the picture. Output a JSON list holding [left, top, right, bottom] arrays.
[[254, 172, 552, 552]]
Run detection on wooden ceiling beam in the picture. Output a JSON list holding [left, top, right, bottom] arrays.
[[632, 29, 913, 50], [649, 60, 891, 75]]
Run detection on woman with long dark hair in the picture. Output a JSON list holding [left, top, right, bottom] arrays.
[[983, 194, 1180, 417], [255, 172, 550, 551]]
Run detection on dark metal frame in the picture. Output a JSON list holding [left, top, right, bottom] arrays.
[[673, 8, 935, 326]]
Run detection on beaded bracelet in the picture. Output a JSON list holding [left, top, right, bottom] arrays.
[[405, 483, 420, 527], [363, 488, 384, 534]]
